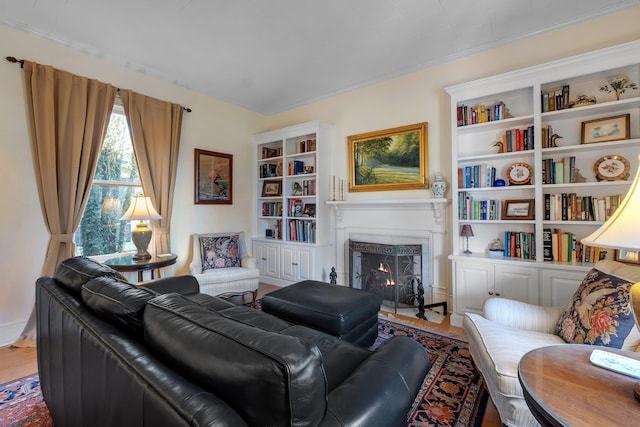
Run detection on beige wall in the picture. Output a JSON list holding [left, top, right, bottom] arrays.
[[1, 7, 639, 345], [0, 24, 267, 345]]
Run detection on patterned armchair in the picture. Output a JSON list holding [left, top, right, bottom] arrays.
[[189, 232, 260, 305]]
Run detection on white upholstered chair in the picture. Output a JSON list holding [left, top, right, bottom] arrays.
[[464, 260, 640, 427], [189, 232, 260, 305]]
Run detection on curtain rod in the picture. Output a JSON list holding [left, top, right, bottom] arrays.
[[6, 56, 192, 112]]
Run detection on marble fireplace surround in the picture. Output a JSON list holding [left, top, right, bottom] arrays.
[[327, 199, 449, 308]]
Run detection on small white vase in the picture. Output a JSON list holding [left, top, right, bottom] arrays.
[[431, 173, 447, 198]]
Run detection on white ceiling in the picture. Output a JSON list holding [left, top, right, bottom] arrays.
[[2, 0, 639, 115]]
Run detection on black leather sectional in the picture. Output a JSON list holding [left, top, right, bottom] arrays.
[[36, 256, 431, 426]]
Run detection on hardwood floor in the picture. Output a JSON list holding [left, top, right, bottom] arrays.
[[0, 283, 501, 426]]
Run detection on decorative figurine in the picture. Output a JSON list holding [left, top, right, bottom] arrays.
[[329, 267, 337, 284]]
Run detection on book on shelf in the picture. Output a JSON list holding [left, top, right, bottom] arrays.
[[288, 160, 305, 175], [261, 146, 282, 159], [503, 231, 535, 259], [456, 101, 507, 126], [541, 85, 570, 112], [298, 138, 316, 153]]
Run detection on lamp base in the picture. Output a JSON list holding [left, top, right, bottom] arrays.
[[463, 249, 472, 254], [131, 221, 153, 261]]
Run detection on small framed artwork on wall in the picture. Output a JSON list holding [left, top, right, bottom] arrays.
[[195, 149, 233, 204]]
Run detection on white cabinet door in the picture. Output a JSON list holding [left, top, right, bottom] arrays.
[[254, 241, 280, 279], [281, 245, 297, 281], [296, 246, 313, 281], [454, 261, 493, 317], [281, 244, 315, 282], [540, 268, 587, 306], [495, 265, 539, 304]]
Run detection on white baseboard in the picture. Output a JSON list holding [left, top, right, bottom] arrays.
[[0, 320, 26, 347]]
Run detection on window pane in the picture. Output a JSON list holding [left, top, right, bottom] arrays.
[[76, 184, 141, 256], [75, 109, 142, 256], [95, 113, 138, 183]]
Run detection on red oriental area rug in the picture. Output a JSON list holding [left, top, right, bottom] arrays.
[[0, 317, 487, 427]]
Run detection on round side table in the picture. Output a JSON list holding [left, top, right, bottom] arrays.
[[105, 253, 177, 282]]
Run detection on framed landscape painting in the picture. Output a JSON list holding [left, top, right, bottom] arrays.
[[195, 149, 233, 204], [348, 122, 428, 192]]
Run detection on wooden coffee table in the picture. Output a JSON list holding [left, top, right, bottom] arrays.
[[518, 344, 640, 426]]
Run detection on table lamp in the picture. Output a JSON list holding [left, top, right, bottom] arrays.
[[582, 154, 640, 401], [460, 224, 474, 254], [120, 194, 162, 260]]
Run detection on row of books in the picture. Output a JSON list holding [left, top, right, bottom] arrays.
[[288, 219, 316, 243], [498, 126, 534, 152], [456, 101, 508, 126], [261, 202, 283, 217], [542, 156, 576, 184], [543, 228, 604, 263], [298, 138, 316, 153], [544, 193, 622, 221], [541, 85, 570, 112], [289, 160, 305, 175], [261, 146, 282, 159], [458, 192, 502, 220], [503, 231, 536, 259], [457, 165, 497, 189], [259, 162, 281, 178], [293, 179, 316, 196]]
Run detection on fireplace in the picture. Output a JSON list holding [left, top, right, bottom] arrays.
[[327, 199, 450, 315], [349, 239, 446, 319]]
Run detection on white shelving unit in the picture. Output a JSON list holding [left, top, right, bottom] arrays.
[[446, 41, 640, 326], [253, 121, 332, 286]]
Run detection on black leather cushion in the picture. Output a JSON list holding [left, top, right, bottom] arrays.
[[54, 256, 126, 294], [262, 280, 382, 346], [144, 293, 327, 427], [282, 324, 370, 391], [217, 305, 292, 332], [81, 276, 156, 335]]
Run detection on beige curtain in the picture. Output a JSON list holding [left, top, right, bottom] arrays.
[[14, 61, 115, 347], [120, 90, 183, 257]]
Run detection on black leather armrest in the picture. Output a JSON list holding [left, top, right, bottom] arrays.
[[322, 336, 431, 427], [140, 275, 200, 295]]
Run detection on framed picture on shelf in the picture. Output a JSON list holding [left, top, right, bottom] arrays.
[[581, 114, 630, 144], [615, 249, 640, 264], [195, 149, 232, 205], [261, 180, 282, 197], [347, 122, 428, 192], [302, 203, 316, 217], [502, 199, 535, 220]]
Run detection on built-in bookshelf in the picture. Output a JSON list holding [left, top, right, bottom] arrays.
[[446, 40, 640, 327], [253, 121, 332, 286]]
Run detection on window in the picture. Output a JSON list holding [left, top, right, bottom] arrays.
[[75, 101, 142, 256]]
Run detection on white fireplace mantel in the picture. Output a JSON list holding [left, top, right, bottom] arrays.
[[326, 198, 450, 307], [326, 198, 448, 224]]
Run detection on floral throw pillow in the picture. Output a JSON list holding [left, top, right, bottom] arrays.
[[200, 234, 240, 271], [556, 268, 636, 348]]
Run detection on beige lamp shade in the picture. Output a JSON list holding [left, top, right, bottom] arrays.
[[120, 195, 162, 260], [582, 154, 640, 250]]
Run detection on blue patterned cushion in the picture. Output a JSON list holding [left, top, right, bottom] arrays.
[[200, 234, 240, 271], [556, 268, 636, 348]]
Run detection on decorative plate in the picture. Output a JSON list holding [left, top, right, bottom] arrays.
[[507, 162, 532, 185], [594, 155, 630, 181]]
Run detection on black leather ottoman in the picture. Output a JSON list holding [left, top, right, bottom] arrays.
[[261, 280, 382, 347]]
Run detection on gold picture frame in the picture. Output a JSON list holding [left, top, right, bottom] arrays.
[[348, 122, 428, 192], [502, 199, 535, 220], [261, 179, 282, 197], [581, 114, 630, 144], [194, 149, 233, 204]]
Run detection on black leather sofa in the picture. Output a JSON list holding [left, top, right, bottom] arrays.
[[36, 256, 432, 427]]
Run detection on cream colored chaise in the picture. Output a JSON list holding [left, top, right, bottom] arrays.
[[189, 232, 260, 305], [464, 260, 640, 427]]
